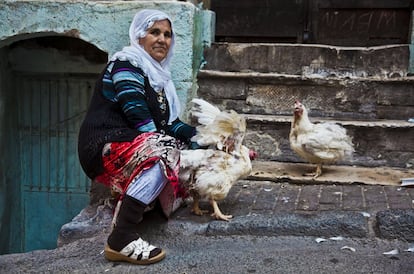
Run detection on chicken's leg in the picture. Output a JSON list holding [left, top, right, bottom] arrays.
[[191, 196, 208, 216], [303, 164, 323, 179], [313, 164, 323, 179], [209, 198, 232, 221]]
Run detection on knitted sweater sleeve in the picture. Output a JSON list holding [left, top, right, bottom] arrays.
[[109, 61, 157, 132], [108, 60, 196, 144], [167, 118, 196, 144]]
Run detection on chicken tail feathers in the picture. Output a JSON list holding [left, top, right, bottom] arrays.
[[190, 99, 246, 152], [191, 98, 221, 126]]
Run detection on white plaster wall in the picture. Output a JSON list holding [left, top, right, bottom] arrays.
[[0, 0, 214, 117]]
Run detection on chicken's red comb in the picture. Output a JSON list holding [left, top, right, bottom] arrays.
[[249, 149, 258, 160]]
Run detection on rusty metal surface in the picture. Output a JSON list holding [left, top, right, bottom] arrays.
[[210, 0, 413, 46], [315, 8, 411, 46], [212, 0, 304, 43]]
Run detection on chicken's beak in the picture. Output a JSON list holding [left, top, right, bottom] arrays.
[[294, 100, 302, 112], [293, 100, 304, 119]]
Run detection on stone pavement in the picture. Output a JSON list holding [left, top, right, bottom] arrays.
[[166, 161, 414, 242], [1, 161, 413, 274], [58, 161, 414, 247]]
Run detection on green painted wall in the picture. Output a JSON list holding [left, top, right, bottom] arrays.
[[0, 0, 214, 254], [0, 0, 214, 116], [410, 11, 414, 73]]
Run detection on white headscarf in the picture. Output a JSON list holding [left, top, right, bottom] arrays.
[[110, 9, 181, 124]]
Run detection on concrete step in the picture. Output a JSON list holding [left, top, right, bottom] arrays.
[[202, 42, 409, 78], [196, 42, 414, 169], [197, 70, 414, 120], [243, 114, 414, 168], [249, 160, 414, 186], [196, 70, 414, 168]]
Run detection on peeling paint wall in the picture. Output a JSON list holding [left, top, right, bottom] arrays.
[[0, 47, 7, 253], [0, 44, 21, 254], [0, 0, 214, 254], [0, 0, 214, 117]]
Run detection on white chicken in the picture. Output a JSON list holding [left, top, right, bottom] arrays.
[[289, 100, 354, 178], [179, 98, 256, 221]]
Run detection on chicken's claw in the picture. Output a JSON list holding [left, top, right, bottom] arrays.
[[211, 212, 233, 221], [210, 199, 233, 221], [192, 207, 209, 216], [303, 164, 322, 179], [313, 165, 322, 179]]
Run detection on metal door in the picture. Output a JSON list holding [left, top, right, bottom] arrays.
[[211, 0, 306, 43], [12, 72, 95, 252], [210, 0, 413, 46]]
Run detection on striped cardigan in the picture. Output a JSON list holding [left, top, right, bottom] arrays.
[[78, 60, 195, 179]]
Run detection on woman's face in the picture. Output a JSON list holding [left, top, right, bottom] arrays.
[[139, 19, 172, 63]]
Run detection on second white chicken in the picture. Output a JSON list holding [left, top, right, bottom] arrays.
[[289, 100, 354, 178]]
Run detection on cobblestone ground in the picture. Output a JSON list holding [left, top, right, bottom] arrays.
[[1, 162, 413, 273], [223, 181, 414, 214]]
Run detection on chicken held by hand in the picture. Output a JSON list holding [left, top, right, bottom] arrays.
[[180, 99, 257, 221]]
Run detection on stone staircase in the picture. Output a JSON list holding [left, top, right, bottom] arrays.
[[196, 42, 414, 184]]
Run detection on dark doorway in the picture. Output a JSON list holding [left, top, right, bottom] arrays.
[[0, 36, 107, 254]]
